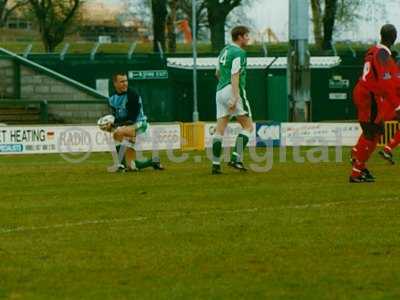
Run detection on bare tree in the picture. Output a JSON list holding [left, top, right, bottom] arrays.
[[311, 0, 391, 50], [177, 0, 208, 39], [226, 3, 257, 32], [120, 0, 152, 28], [120, 0, 173, 52], [311, 0, 337, 50], [28, 0, 81, 52], [166, 0, 178, 52], [0, 0, 29, 28], [310, 0, 323, 48], [176, 0, 256, 45], [122, 0, 253, 52], [151, 0, 168, 52], [205, 0, 242, 51]]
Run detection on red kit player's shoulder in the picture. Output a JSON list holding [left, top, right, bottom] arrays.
[[376, 48, 391, 65], [366, 44, 390, 56]]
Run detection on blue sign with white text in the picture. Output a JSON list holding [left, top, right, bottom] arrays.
[[0, 144, 23, 153], [256, 122, 281, 147]]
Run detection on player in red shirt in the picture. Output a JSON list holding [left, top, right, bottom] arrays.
[[350, 24, 400, 183], [378, 50, 400, 164]]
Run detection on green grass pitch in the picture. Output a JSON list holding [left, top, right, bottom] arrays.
[[0, 148, 399, 299]]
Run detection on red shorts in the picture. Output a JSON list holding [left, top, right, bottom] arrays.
[[379, 99, 397, 121], [353, 84, 383, 123]]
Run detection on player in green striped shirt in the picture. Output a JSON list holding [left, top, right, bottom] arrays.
[[212, 26, 254, 175]]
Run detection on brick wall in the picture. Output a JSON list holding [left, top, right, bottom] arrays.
[[0, 57, 108, 124], [48, 104, 110, 124], [0, 59, 15, 98]]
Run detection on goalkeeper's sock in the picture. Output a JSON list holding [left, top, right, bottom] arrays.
[[134, 159, 153, 170], [231, 130, 251, 163], [116, 144, 127, 167], [212, 134, 223, 165]]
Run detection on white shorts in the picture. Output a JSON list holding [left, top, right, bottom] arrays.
[[215, 84, 252, 119], [114, 122, 149, 150]]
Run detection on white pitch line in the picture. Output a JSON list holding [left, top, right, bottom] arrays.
[[0, 217, 148, 234], [0, 197, 398, 235]]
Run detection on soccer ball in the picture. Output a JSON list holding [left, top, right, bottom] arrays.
[[97, 114, 115, 132]]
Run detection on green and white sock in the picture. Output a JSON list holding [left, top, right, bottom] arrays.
[[133, 159, 153, 170], [116, 144, 126, 167], [231, 130, 251, 163], [212, 134, 223, 165]]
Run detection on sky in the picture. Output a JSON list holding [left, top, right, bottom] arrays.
[[95, 0, 400, 43], [242, 0, 400, 42]]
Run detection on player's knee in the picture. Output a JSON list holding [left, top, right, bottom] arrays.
[[246, 123, 254, 133], [242, 119, 253, 133], [360, 123, 374, 140], [370, 123, 384, 138], [113, 130, 122, 141], [123, 139, 136, 150], [215, 118, 229, 135], [360, 122, 383, 140]]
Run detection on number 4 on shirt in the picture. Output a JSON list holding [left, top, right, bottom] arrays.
[[219, 49, 228, 66]]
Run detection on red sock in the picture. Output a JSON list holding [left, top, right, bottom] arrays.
[[351, 135, 364, 160], [368, 135, 381, 157], [385, 130, 400, 153], [351, 134, 376, 177]]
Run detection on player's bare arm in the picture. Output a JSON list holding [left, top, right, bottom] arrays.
[[215, 69, 220, 80]]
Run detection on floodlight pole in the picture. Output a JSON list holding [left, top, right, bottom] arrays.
[[192, 0, 199, 122], [288, 0, 311, 122]]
